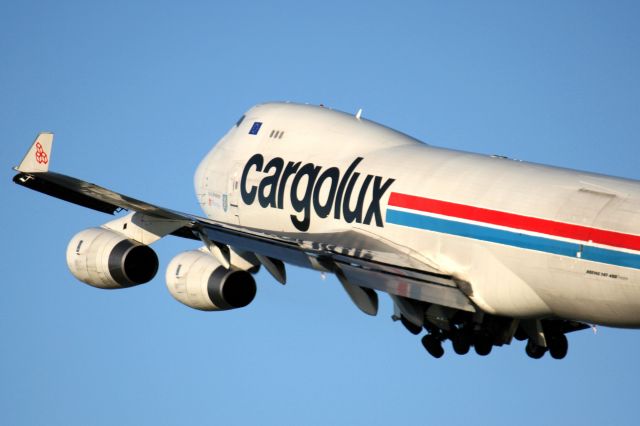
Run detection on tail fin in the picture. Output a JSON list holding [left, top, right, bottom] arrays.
[[16, 132, 53, 173]]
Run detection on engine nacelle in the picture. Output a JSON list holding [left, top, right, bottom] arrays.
[[66, 228, 159, 289], [166, 250, 257, 311]]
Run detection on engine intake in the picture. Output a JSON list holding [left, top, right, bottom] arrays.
[[166, 250, 257, 311], [66, 228, 159, 289]]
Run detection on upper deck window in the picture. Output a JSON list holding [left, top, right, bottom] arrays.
[[268, 129, 285, 139]]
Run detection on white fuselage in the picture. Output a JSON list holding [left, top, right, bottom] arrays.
[[195, 103, 640, 327]]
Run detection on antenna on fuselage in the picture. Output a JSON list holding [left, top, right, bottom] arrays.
[[355, 108, 363, 120]]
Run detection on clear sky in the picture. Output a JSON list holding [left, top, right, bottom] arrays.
[[2, 1, 640, 425]]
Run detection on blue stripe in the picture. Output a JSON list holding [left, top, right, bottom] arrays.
[[582, 246, 640, 269], [386, 209, 640, 270]]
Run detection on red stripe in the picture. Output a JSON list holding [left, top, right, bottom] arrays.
[[388, 192, 640, 251]]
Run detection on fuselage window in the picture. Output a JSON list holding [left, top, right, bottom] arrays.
[[268, 129, 286, 139]]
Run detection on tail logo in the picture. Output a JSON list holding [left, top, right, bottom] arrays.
[[35, 142, 48, 165]]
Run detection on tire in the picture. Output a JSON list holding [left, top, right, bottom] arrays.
[[514, 327, 528, 341], [474, 335, 493, 356], [451, 331, 471, 355], [525, 339, 546, 359], [548, 334, 568, 360], [400, 316, 422, 335], [421, 335, 444, 359]]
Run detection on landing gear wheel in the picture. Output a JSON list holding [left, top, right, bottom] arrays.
[[525, 339, 546, 359], [400, 316, 422, 335], [474, 334, 493, 356], [421, 334, 444, 359], [451, 331, 471, 355], [514, 327, 528, 341], [548, 334, 568, 360]]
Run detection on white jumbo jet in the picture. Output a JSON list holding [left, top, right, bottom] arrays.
[[13, 102, 640, 359]]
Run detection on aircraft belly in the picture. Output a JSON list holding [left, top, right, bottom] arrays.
[[383, 221, 640, 325]]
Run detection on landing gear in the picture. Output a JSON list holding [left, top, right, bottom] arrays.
[[473, 333, 493, 356], [514, 326, 528, 341], [400, 316, 423, 335], [548, 334, 568, 359], [525, 339, 546, 359], [403, 310, 577, 359], [451, 330, 471, 355], [421, 334, 444, 358]]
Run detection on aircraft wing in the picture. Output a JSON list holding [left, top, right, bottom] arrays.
[[13, 134, 476, 314]]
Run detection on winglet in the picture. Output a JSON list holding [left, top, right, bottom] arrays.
[[16, 132, 54, 173]]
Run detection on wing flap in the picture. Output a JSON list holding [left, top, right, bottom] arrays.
[[336, 261, 476, 312]]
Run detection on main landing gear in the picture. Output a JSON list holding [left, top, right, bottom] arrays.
[[520, 324, 570, 360], [403, 314, 576, 359], [418, 323, 498, 358], [420, 329, 497, 358], [524, 338, 569, 359]]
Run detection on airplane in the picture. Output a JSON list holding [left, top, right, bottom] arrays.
[[12, 102, 640, 360]]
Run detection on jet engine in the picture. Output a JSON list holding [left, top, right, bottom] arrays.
[[166, 250, 257, 311], [66, 227, 159, 289]]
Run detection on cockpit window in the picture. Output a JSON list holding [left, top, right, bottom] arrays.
[[235, 115, 245, 127]]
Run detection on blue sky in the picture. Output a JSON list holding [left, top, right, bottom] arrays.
[[2, 1, 640, 425]]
